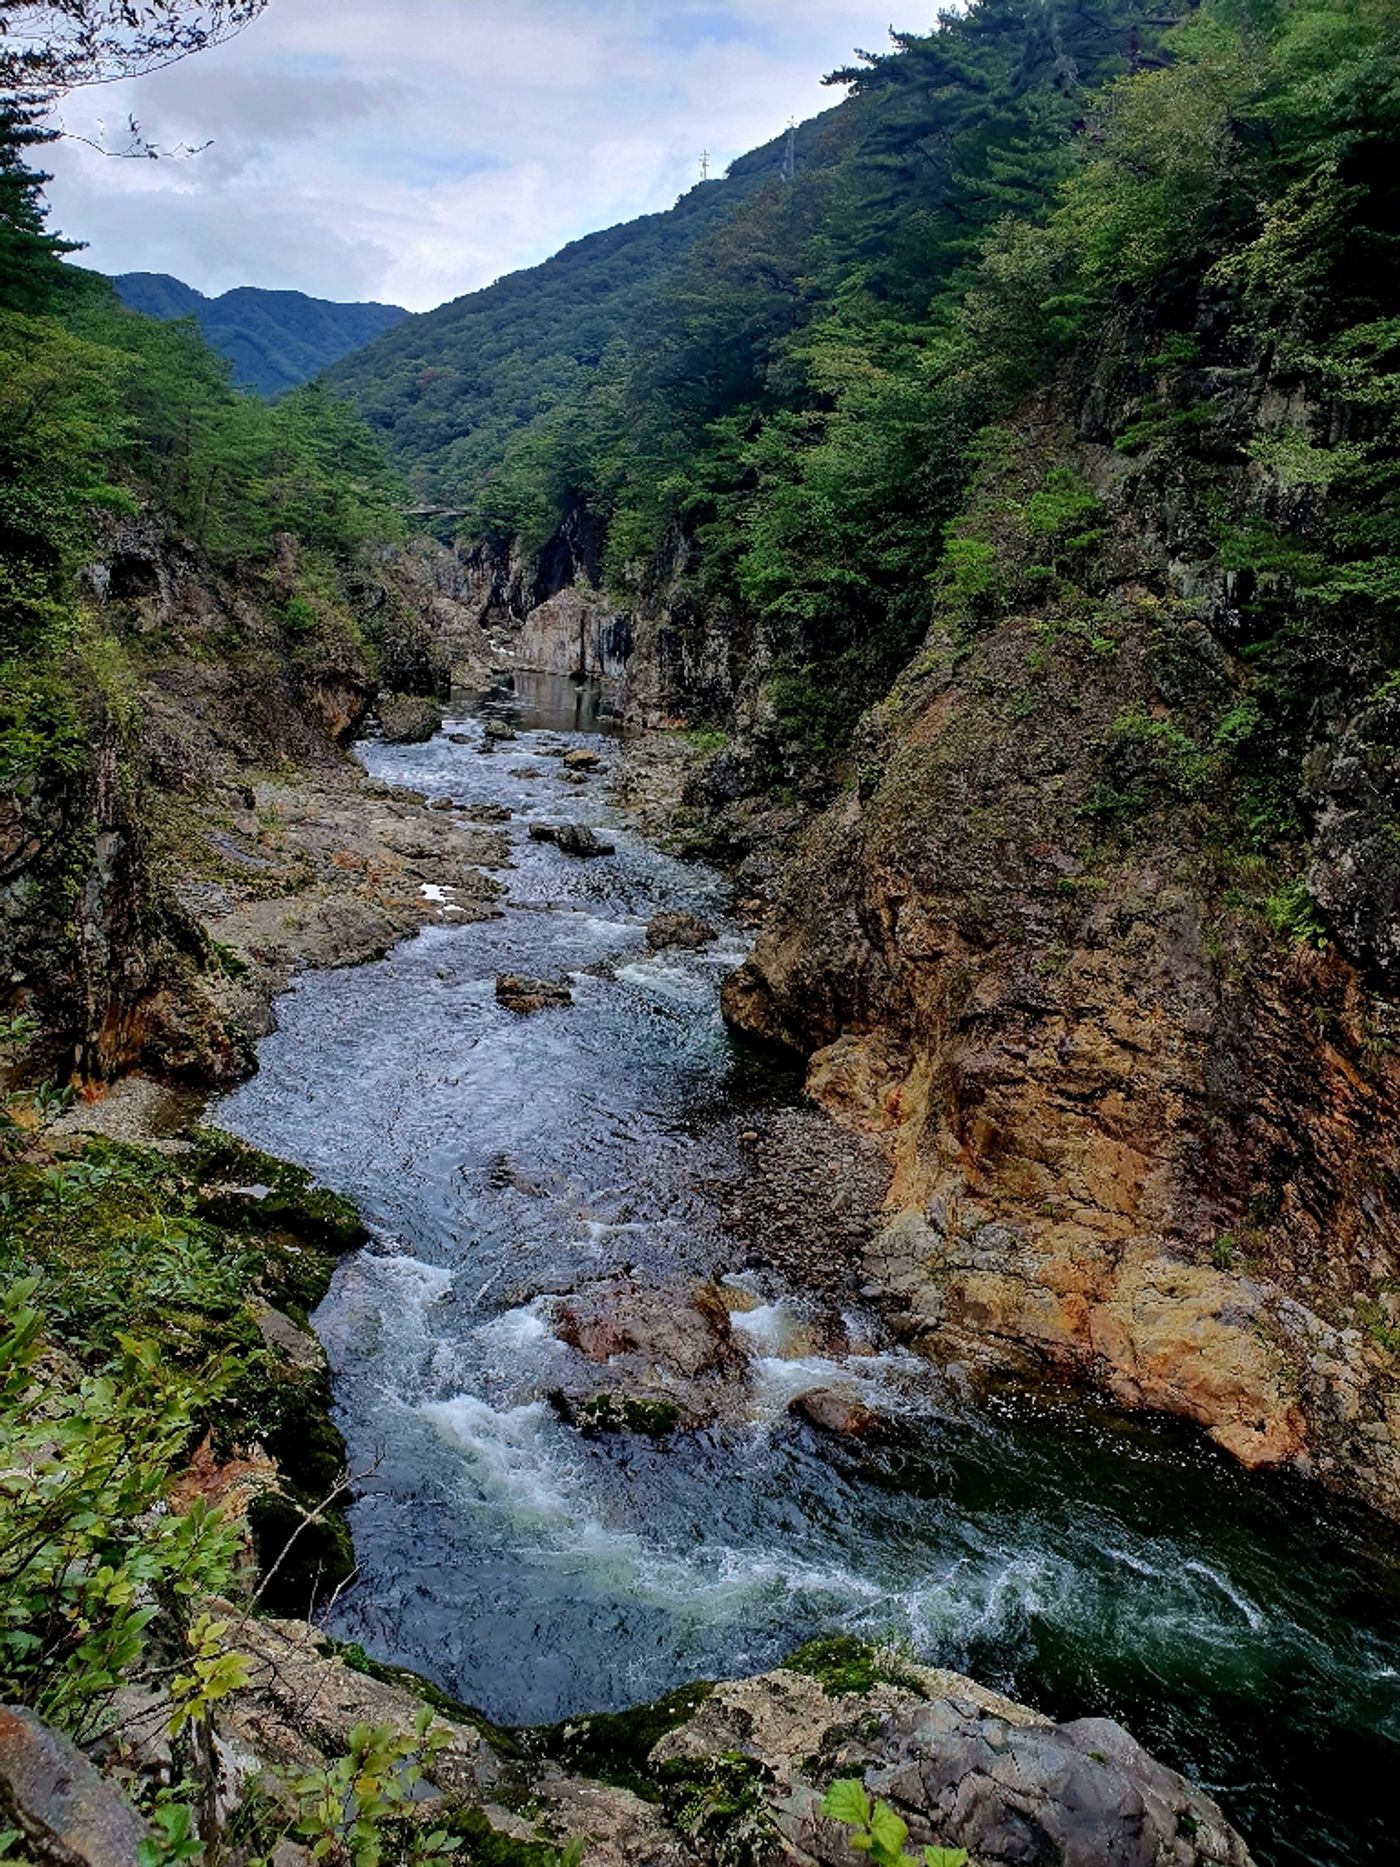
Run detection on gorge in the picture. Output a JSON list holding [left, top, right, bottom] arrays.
[[4, 3, 1400, 1865]]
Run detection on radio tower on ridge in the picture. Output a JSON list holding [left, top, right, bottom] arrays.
[[700, 148, 710, 182]]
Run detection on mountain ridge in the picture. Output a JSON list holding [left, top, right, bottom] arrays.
[[113, 269, 409, 397]]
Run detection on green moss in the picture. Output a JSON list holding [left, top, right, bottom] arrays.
[[446, 1805, 571, 1867], [784, 1634, 927, 1699], [784, 1635, 883, 1695], [523, 1681, 715, 1799], [191, 1127, 368, 1256]]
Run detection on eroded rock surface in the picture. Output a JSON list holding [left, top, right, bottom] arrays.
[[724, 580, 1400, 1514]]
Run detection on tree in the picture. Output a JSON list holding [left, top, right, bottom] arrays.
[[0, 0, 267, 99], [0, 97, 75, 307]]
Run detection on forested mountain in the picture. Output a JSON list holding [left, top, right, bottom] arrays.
[[114, 270, 407, 396], [325, 111, 841, 507]]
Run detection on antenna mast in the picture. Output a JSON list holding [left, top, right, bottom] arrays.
[[782, 116, 796, 182], [699, 148, 710, 182]]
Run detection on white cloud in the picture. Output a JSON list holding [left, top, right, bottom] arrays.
[[39, 0, 911, 312]]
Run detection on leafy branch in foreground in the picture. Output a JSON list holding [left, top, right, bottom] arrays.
[[823, 1778, 967, 1867]]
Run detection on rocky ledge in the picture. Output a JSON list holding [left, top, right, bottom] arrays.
[[0, 1634, 1254, 1867]]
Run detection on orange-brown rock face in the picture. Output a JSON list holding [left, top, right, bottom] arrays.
[[723, 591, 1400, 1513]]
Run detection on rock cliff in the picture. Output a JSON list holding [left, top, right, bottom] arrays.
[[722, 388, 1400, 1517]]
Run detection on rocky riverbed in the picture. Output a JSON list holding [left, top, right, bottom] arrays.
[[175, 675, 1399, 1867]]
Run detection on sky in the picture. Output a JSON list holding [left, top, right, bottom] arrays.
[[38, 1, 918, 315]]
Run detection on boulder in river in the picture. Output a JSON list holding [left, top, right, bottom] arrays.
[[555, 1277, 739, 1379], [790, 1385, 884, 1439], [554, 823, 615, 857], [377, 692, 443, 744], [463, 802, 512, 823], [528, 823, 558, 843], [651, 1654, 1257, 1867], [646, 910, 718, 951], [496, 973, 573, 1014], [562, 747, 601, 770], [483, 718, 517, 741]]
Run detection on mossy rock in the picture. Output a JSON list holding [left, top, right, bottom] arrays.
[[523, 1680, 715, 1799], [249, 1487, 355, 1617], [191, 1127, 367, 1256], [446, 1805, 573, 1867], [237, 1364, 347, 1497], [783, 1634, 890, 1696], [547, 1389, 683, 1438]]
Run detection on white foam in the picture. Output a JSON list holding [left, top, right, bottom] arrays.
[[731, 1301, 814, 1359], [1184, 1560, 1265, 1630], [420, 1395, 574, 1520]]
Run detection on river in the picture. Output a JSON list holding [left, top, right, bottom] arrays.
[[215, 676, 1400, 1867]]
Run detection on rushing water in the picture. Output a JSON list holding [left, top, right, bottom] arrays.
[[216, 675, 1400, 1867]]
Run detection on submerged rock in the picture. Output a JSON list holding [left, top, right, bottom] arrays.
[[496, 973, 573, 1014], [376, 692, 443, 743], [646, 910, 718, 951], [549, 1389, 683, 1437]]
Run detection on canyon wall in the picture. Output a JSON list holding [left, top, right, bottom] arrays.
[[719, 374, 1400, 1515]]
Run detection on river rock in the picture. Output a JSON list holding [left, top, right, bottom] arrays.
[[820, 1699, 1255, 1867], [448, 732, 471, 744], [528, 823, 558, 843], [483, 718, 517, 741], [0, 1704, 155, 1865], [562, 747, 601, 770], [555, 1277, 740, 1379], [554, 823, 615, 857], [651, 1661, 1255, 1867], [646, 910, 718, 951], [462, 802, 512, 822], [789, 1385, 883, 1438], [563, 770, 589, 785], [377, 693, 443, 743], [496, 973, 573, 1014]]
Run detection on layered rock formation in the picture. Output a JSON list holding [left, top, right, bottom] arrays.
[[720, 396, 1400, 1516]]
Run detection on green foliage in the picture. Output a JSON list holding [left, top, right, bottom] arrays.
[[658, 1751, 776, 1867], [0, 1277, 243, 1736], [1261, 877, 1329, 947], [282, 1707, 464, 1867], [822, 1779, 967, 1867]]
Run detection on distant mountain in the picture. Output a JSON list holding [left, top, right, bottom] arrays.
[[113, 273, 409, 397]]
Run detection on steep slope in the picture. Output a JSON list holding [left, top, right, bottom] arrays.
[[325, 111, 844, 508], [113, 270, 408, 395]]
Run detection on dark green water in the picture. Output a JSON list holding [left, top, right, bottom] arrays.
[[217, 678, 1400, 1866]]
